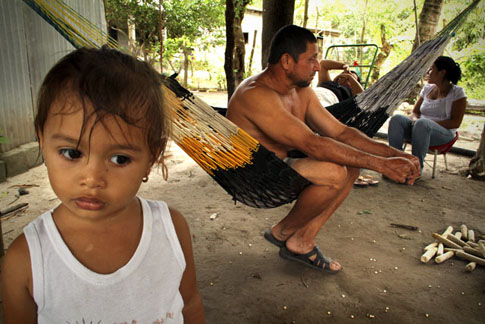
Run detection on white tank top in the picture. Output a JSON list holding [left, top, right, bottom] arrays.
[[24, 198, 185, 323]]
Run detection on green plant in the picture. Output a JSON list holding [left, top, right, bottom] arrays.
[[0, 128, 9, 144]]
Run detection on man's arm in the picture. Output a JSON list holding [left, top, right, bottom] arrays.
[[233, 86, 419, 183], [305, 89, 420, 182], [336, 72, 364, 95]]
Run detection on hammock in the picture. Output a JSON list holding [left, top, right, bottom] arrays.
[[22, 0, 481, 208]]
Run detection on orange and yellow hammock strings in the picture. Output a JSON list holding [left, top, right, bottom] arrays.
[[163, 85, 260, 175], [24, 0, 262, 176]]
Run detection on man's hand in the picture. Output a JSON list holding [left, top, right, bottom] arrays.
[[393, 151, 420, 174], [381, 157, 420, 185]]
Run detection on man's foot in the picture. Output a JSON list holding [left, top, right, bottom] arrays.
[[263, 228, 286, 248], [279, 245, 341, 273]]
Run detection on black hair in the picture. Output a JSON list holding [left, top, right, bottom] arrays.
[[434, 56, 462, 85], [35, 46, 171, 169], [267, 25, 317, 64]]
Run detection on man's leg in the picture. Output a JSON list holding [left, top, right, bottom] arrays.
[[269, 159, 360, 271]]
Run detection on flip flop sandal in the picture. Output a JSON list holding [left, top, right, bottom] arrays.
[[354, 176, 369, 187], [263, 228, 286, 248], [279, 245, 341, 274], [363, 175, 379, 186]]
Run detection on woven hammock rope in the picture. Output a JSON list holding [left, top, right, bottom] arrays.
[[21, 0, 481, 208]]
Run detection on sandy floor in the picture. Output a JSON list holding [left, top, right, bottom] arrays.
[[0, 92, 484, 323]]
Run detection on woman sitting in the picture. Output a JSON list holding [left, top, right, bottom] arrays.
[[388, 56, 467, 173], [314, 59, 364, 107]]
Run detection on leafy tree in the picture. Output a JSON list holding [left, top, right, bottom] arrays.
[[412, 0, 444, 51], [105, 0, 225, 86], [104, 0, 161, 61], [163, 0, 225, 86], [225, 0, 251, 99], [443, 0, 485, 100]]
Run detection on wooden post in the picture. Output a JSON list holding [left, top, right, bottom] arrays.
[[0, 217, 4, 257]]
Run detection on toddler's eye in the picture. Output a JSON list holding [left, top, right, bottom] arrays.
[[59, 148, 82, 160], [111, 155, 131, 165]]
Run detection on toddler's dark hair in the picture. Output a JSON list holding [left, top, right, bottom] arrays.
[[34, 46, 171, 172]]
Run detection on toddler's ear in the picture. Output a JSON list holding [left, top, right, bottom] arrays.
[[37, 131, 44, 150]]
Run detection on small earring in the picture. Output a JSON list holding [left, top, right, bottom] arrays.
[[142, 176, 149, 183]]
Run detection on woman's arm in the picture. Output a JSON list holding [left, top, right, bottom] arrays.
[[412, 96, 423, 120], [436, 97, 467, 129]]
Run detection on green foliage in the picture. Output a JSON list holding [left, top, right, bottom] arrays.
[[105, 0, 160, 50], [442, 0, 485, 99], [105, 0, 226, 75], [292, 0, 482, 98], [444, 0, 484, 51], [0, 128, 9, 144], [459, 52, 485, 100]]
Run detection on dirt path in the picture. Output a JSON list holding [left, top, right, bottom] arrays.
[[1, 141, 484, 323], [0, 91, 484, 323]]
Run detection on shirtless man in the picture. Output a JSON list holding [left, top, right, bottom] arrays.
[[226, 25, 420, 273]]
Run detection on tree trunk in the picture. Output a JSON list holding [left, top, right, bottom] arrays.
[[303, 0, 309, 28], [183, 48, 189, 87], [358, 0, 368, 63], [158, 0, 164, 73], [412, 0, 444, 52], [261, 0, 295, 68], [225, 0, 236, 100], [468, 124, 485, 181], [248, 29, 257, 75], [370, 24, 392, 84], [127, 15, 136, 54], [233, 1, 250, 90], [406, 0, 444, 103]]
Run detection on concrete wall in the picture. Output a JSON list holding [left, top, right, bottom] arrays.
[[0, 0, 107, 182]]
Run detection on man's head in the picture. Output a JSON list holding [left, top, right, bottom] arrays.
[[267, 25, 317, 65], [267, 25, 319, 88]]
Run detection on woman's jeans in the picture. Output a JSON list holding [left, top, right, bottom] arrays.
[[388, 115, 455, 169]]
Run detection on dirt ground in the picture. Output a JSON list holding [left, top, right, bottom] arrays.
[[0, 93, 484, 323]]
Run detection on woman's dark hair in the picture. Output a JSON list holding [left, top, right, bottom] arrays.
[[267, 25, 317, 64], [434, 56, 462, 85], [34, 46, 171, 170]]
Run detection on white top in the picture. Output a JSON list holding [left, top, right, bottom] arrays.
[[419, 83, 466, 134], [314, 87, 340, 107], [24, 198, 185, 324]]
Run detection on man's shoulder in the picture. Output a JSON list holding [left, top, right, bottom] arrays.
[[229, 75, 280, 110]]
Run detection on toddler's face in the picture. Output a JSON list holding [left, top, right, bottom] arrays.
[[39, 97, 152, 221]]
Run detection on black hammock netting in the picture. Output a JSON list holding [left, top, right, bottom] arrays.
[[24, 0, 481, 208]]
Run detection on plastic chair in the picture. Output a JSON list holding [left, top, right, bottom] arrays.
[[404, 132, 459, 178]]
